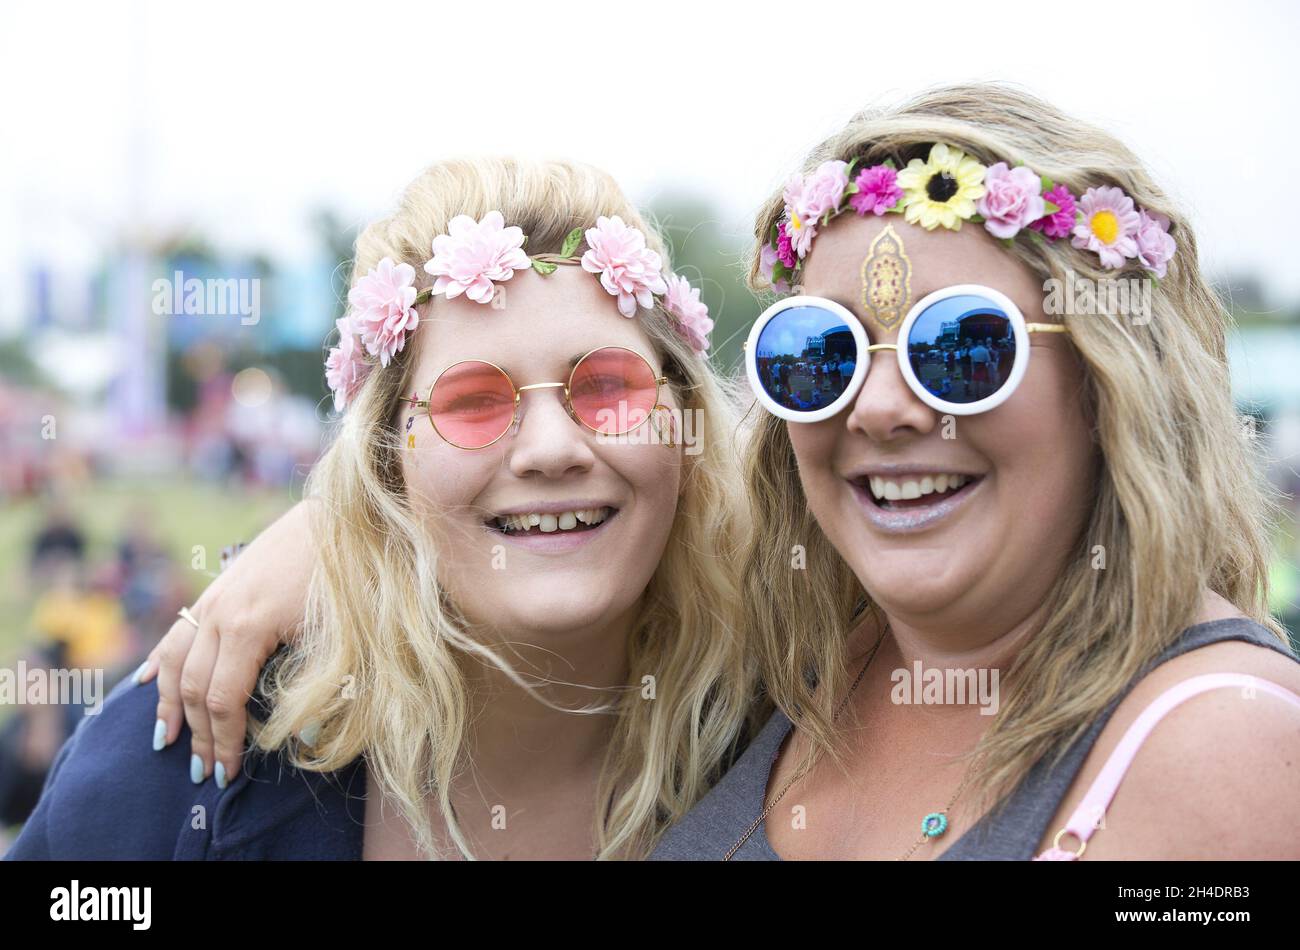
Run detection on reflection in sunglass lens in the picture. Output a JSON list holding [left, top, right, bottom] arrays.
[[754, 305, 859, 412], [569, 348, 658, 434], [905, 294, 1017, 405], [428, 361, 517, 448]]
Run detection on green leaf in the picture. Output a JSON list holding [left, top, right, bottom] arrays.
[[1040, 174, 1054, 193], [845, 156, 861, 178], [970, 213, 985, 224], [770, 222, 780, 246], [1027, 229, 1045, 246], [1043, 200, 1060, 215], [560, 227, 584, 258], [772, 261, 791, 286], [883, 157, 897, 170], [1001, 237, 1015, 249], [531, 259, 558, 276], [844, 182, 860, 195]]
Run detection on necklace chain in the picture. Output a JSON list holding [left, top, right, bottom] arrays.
[[723, 627, 977, 861]]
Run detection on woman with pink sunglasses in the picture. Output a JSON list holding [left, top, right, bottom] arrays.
[[7, 157, 763, 860]]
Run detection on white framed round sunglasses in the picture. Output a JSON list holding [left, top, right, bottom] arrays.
[[744, 283, 1069, 421]]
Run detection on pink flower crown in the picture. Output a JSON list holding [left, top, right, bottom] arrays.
[[325, 211, 713, 411], [759, 142, 1176, 292]]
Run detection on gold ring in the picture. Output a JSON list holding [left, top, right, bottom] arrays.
[[1052, 827, 1087, 858], [177, 606, 201, 629]]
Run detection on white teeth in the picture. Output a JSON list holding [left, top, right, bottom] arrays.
[[493, 507, 611, 533], [866, 474, 972, 502]]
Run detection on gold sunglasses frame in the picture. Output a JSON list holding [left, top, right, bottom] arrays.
[[401, 345, 669, 450]]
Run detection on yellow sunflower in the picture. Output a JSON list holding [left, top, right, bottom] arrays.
[[897, 143, 988, 231]]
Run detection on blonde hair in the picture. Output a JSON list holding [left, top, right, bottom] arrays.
[[249, 157, 761, 859], [740, 82, 1287, 810]]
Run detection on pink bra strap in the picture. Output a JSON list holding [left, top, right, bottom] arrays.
[[1034, 673, 1300, 860]]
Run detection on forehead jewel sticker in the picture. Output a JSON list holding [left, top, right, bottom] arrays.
[[860, 223, 912, 332]]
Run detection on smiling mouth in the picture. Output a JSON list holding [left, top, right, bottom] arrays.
[[852, 473, 983, 511], [485, 507, 619, 536]]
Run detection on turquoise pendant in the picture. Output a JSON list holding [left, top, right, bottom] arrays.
[[921, 812, 948, 838]]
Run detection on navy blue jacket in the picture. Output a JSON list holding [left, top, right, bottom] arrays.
[[4, 672, 366, 860]]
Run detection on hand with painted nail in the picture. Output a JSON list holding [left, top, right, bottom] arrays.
[[136, 499, 316, 788]]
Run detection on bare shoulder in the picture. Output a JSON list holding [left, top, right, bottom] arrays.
[[1037, 597, 1300, 859]]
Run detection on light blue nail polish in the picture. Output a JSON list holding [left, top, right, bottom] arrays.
[[190, 754, 204, 784], [215, 761, 227, 790], [131, 660, 149, 685], [153, 719, 167, 752]]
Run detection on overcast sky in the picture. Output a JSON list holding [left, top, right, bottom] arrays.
[[2, 0, 1298, 331]]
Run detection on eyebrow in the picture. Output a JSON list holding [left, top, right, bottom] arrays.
[[423, 351, 598, 388], [820, 284, 1020, 329]]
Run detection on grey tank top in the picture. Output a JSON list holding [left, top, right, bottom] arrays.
[[649, 617, 1297, 860]]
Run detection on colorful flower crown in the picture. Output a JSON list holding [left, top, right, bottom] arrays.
[[759, 142, 1176, 293], [325, 211, 713, 410]]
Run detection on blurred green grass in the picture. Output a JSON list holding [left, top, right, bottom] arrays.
[[0, 479, 295, 669]]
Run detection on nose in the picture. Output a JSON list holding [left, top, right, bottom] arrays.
[[506, 385, 597, 478], [844, 346, 937, 442]]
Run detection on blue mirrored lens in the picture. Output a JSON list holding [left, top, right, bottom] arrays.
[[753, 305, 860, 413], [905, 294, 1017, 404]]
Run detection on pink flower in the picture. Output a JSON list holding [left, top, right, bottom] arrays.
[[424, 210, 531, 305], [775, 221, 797, 268], [848, 165, 902, 216], [580, 215, 668, 317], [1134, 209, 1176, 278], [347, 257, 420, 367], [759, 244, 791, 294], [324, 317, 371, 411], [782, 160, 849, 258], [1071, 186, 1140, 269], [663, 272, 714, 353], [801, 159, 851, 220], [976, 162, 1046, 239], [1029, 184, 1077, 241]]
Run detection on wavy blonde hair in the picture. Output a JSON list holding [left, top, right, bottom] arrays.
[[741, 82, 1287, 810], [248, 157, 761, 859]]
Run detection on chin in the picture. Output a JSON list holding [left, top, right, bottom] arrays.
[[480, 580, 625, 633], [851, 554, 974, 615]]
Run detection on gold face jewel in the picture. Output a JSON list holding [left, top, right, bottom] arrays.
[[860, 223, 912, 332]]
